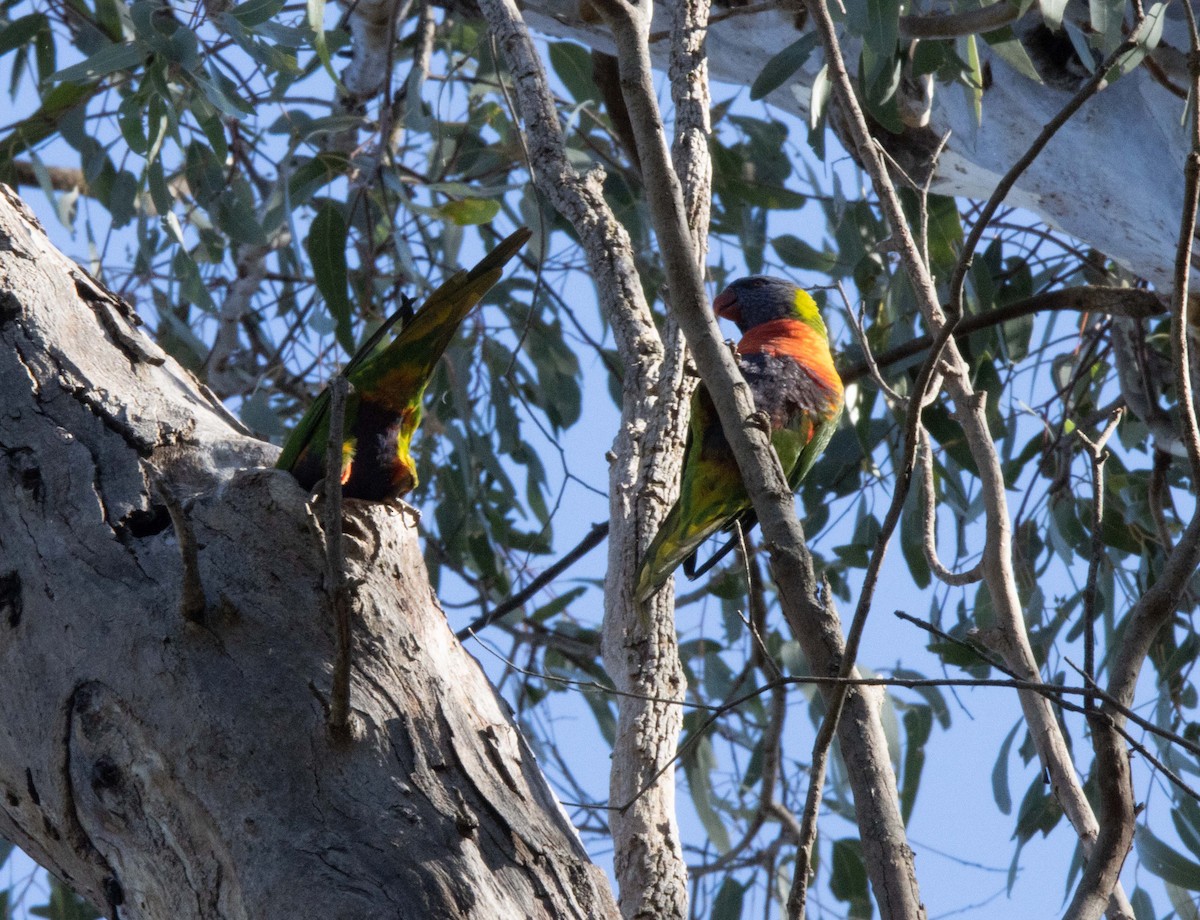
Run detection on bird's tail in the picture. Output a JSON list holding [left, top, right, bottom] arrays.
[[396, 228, 531, 374], [634, 503, 721, 603]]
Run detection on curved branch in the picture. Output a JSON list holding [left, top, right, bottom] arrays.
[[918, 430, 983, 587], [899, 2, 1018, 39]]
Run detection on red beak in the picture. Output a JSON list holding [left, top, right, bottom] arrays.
[[713, 288, 741, 324]]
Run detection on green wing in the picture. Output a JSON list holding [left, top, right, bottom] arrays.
[[277, 227, 532, 476], [634, 386, 749, 601]]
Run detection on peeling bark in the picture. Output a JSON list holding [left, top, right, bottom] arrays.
[[0, 186, 618, 919]]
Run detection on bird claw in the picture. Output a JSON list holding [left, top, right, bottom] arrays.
[[385, 498, 422, 524], [747, 410, 772, 433]]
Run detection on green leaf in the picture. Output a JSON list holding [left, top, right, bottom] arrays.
[[773, 233, 837, 272], [240, 388, 286, 437], [51, 41, 143, 84], [1014, 775, 1062, 843], [306, 0, 338, 83], [306, 202, 355, 354], [29, 876, 100, 920], [1110, 2, 1168, 78], [440, 198, 501, 226], [230, 0, 286, 27], [0, 81, 99, 165], [991, 720, 1020, 814], [924, 193, 963, 277], [530, 586, 586, 623], [750, 32, 820, 100], [962, 34, 983, 127], [1137, 825, 1200, 888], [1040, 0, 1067, 30], [682, 733, 732, 853], [548, 41, 599, 103], [984, 26, 1041, 81], [582, 688, 616, 745], [1167, 881, 1200, 920], [712, 878, 746, 920], [0, 14, 48, 57], [1129, 887, 1156, 920], [899, 477, 931, 589], [830, 838, 872, 917], [1088, 0, 1124, 54], [900, 706, 932, 823], [848, 0, 899, 78]]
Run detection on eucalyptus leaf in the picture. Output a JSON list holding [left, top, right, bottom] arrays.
[[750, 32, 820, 100], [306, 202, 355, 354], [51, 40, 142, 84]]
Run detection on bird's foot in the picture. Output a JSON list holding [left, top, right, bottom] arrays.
[[747, 410, 772, 433]]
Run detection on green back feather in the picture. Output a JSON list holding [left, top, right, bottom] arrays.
[[277, 227, 531, 476]]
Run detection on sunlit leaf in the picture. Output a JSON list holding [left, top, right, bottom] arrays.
[[440, 198, 501, 226]]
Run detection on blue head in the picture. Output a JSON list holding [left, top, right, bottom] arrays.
[[713, 276, 826, 336]]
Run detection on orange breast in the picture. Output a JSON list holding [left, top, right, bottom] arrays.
[[736, 319, 842, 396]]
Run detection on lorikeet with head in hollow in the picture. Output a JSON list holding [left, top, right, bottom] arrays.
[[634, 276, 844, 602], [277, 227, 531, 501]]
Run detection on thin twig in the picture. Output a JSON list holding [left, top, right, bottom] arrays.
[[838, 281, 907, 406], [1149, 448, 1175, 552], [325, 376, 355, 742], [790, 301, 954, 918], [839, 286, 1165, 387], [918, 429, 984, 586], [455, 522, 608, 639], [690, 680, 789, 876], [1077, 408, 1123, 711]]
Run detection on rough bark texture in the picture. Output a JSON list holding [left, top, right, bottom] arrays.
[[0, 186, 618, 920]]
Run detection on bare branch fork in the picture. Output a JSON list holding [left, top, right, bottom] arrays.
[[1077, 409, 1123, 711], [455, 521, 609, 639], [790, 290, 954, 918]]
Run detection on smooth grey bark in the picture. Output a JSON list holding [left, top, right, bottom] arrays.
[[0, 186, 618, 920]]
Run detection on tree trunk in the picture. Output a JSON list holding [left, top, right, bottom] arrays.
[[0, 186, 618, 920]]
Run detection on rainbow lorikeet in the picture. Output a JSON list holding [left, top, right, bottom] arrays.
[[277, 227, 531, 501], [634, 276, 844, 601]]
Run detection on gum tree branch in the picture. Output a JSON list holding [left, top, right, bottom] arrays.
[[1085, 11, 1200, 918], [801, 0, 1142, 915], [473, 1, 693, 915], [0, 185, 620, 920], [839, 285, 1165, 386], [918, 430, 983, 587], [585, 0, 924, 913], [790, 303, 954, 918]]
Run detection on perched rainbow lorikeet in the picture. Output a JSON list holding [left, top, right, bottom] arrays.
[[634, 276, 844, 601], [277, 227, 531, 501]]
